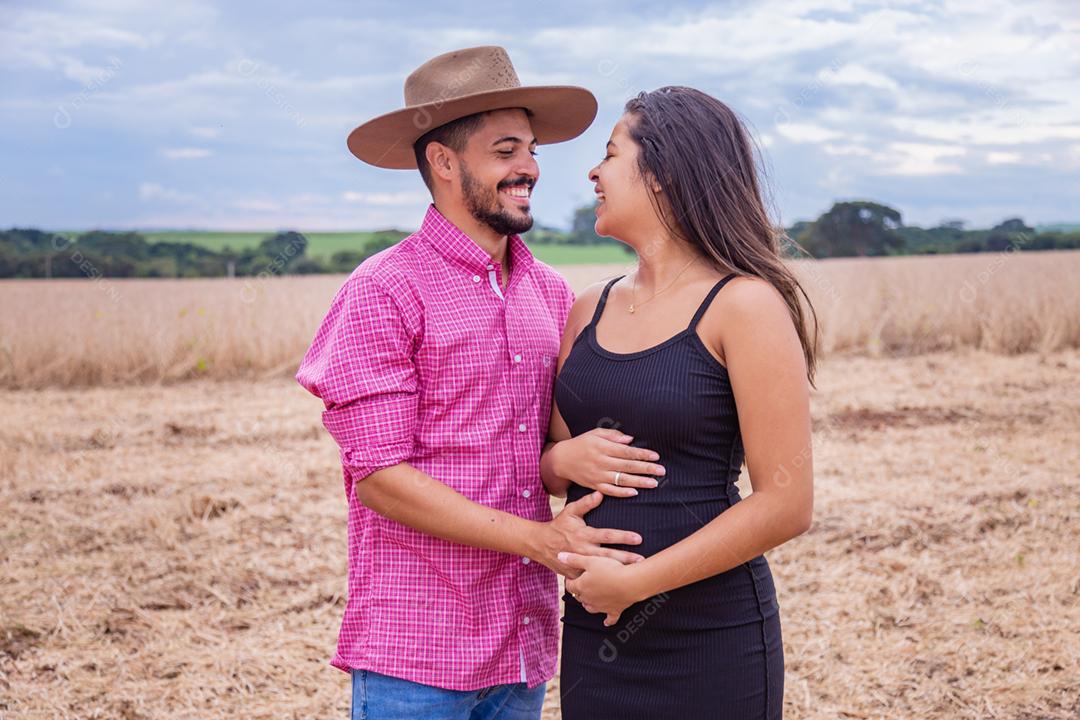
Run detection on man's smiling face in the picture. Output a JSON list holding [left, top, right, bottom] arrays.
[[454, 108, 540, 236]]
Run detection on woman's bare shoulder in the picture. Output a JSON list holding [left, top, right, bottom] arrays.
[[560, 277, 619, 351], [699, 274, 795, 364]]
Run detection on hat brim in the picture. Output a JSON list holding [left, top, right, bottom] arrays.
[[346, 85, 598, 169]]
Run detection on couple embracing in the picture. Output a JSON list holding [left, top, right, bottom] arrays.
[[298, 45, 817, 720]]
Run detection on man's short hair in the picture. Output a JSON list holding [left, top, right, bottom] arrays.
[[413, 112, 490, 192]]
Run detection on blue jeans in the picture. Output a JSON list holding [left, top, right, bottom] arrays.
[[350, 669, 546, 720]]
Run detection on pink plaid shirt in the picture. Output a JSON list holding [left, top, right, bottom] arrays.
[[297, 204, 574, 691]]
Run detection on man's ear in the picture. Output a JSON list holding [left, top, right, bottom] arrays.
[[426, 142, 455, 183]]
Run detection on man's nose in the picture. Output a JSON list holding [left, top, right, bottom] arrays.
[[515, 154, 539, 180]]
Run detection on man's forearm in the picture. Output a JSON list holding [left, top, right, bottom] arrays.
[[356, 461, 544, 559]]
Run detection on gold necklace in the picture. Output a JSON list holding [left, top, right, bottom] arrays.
[[628, 257, 698, 314]]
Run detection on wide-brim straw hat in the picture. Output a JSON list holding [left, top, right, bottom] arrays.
[[347, 46, 598, 169]]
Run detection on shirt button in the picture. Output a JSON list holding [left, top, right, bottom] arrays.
[[522, 489, 531, 498], [472, 275, 481, 283], [518, 423, 527, 432], [513, 354, 522, 363], [522, 616, 531, 625], [521, 557, 531, 565]]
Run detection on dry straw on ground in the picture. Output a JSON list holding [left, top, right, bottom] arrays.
[[2, 254, 1078, 718], [2, 352, 1077, 718], [1, 250, 1078, 388]]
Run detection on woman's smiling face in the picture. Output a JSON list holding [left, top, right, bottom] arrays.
[[587, 114, 662, 243]]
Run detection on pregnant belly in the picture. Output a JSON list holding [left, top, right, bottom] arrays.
[[567, 483, 732, 558], [562, 482, 778, 631]]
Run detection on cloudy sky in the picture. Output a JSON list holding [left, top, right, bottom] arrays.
[[2, 0, 1078, 232]]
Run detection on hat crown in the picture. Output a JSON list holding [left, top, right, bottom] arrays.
[[403, 46, 522, 107]]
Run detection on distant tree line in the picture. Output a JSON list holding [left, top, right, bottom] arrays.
[[2, 200, 1077, 279], [785, 202, 1080, 258], [0, 228, 406, 279], [527, 201, 1080, 257]]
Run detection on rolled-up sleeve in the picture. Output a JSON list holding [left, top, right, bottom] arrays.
[[296, 271, 419, 491]]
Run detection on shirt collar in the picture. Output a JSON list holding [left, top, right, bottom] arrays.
[[418, 203, 535, 280]]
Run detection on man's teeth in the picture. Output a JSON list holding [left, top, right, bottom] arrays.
[[503, 187, 530, 198]]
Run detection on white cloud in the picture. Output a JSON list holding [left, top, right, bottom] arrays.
[[821, 63, 899, 92], [822, 143, 874, 157], [342, 191, 430, 206], [986, 151, 1023, 165], [188, 126, 222, 139], [881, 143, 967, 176], [776, 123, 844, 143], [531, 0, 1078, 172], [533, 4, 867, 65], [5, 0, 1079, 230], [231, 199, 279, 212], [161, 147, 213, 159], [892, 117, 1080, 145], [0, 8, 152, 58], [138, 182, 196, 204]]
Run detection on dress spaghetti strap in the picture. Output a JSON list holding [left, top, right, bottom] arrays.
[[588, 275, 626, 328], [687, 273, 738, 331]]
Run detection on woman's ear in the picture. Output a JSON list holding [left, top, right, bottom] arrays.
[[639, 166, 662, 194]]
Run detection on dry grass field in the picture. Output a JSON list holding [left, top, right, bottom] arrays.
[[2, 253, 1079, 719], [1, 250, 1078, 389]]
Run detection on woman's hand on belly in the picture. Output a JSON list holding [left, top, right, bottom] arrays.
[[549, 428, 665, 498], [560, 551, 651, 627]]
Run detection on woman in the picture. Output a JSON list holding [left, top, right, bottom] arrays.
[[539, 87, 818, 719]]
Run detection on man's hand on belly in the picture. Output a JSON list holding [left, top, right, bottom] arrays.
[[526, 490, 646, 578]]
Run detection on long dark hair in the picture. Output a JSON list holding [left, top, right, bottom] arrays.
[[624, 86, 820, 385]]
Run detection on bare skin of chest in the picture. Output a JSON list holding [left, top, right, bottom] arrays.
[[591, 277, 729, 366]]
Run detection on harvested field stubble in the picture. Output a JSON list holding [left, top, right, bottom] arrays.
[[1, 351, 1078, 718]]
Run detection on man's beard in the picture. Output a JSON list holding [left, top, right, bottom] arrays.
[[459, 161, 534, 236]]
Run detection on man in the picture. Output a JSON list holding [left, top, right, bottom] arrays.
[[297, 46, 644, 720]]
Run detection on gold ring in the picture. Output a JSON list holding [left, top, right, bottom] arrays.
[[613, 471, 621, 486]]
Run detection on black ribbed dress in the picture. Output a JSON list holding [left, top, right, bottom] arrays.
[[556, 273, 784, 720]]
